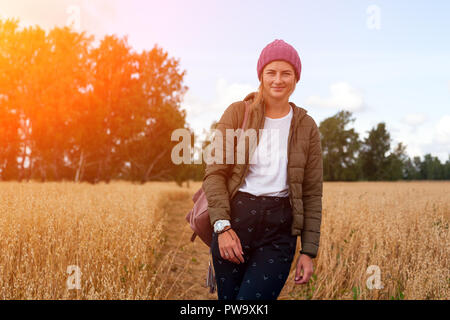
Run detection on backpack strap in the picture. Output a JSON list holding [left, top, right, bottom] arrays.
[[206, 246, 216, 293]]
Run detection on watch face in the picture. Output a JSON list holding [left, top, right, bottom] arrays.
[[215, 220, 230, 233], [215, 221, 226, 233]]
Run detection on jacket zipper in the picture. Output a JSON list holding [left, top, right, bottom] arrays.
[[287, 110, 294, 207]]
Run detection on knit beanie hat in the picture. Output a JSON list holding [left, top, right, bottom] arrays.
[[257, 39, 302, 83]]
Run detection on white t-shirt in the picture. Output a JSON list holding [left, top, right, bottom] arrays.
[[238, 106, 293, 197]]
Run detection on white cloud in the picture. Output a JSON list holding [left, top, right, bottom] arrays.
[[391, 115, 450, 163], [181, 77, 255, 140], [390, 122, 433, 159], [435, 115, 450, 145], [210, 78, 255, 112], [304, 82, 366, 112], [431, 115, 450, 162], [402, 113, 427, 127]]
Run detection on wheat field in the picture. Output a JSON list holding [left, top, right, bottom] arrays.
[[0, 181, 191, 299], [0, 181, 448, 299]]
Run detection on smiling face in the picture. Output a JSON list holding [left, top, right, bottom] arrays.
[[261, 60, 297, 101]]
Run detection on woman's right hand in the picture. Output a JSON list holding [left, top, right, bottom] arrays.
[[218, 227, 245, 264]]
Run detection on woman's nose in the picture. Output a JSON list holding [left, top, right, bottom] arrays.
[[274, 73, 283, 83]]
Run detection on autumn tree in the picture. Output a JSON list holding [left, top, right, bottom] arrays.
[[0, 18, 189, 183]]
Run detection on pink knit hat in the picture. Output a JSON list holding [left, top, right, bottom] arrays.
[[257, 39, 302, 83]]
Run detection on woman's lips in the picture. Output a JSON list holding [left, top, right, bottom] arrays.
[[272, 87, 285, 91]]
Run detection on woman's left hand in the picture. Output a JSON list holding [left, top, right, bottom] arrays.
[[294, 254, 314, 284]]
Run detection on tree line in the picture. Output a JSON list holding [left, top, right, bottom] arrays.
[[0, 18, 447, 184], [183, 111, 450, 182], [0, 18, 190, 184], [318, 111, 449, 181]]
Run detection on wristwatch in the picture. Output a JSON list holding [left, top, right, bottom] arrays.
[[214, 220, 231, 234]]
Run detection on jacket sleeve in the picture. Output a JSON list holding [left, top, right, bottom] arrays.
[[301, 119, 323, 258], [202, 102, 239, 227]]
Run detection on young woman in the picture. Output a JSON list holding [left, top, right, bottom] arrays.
[[202, 39, 323, 300]]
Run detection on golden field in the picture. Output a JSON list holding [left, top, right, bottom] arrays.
[[0, 181, 448, 300], [0, 181, 191, 299]]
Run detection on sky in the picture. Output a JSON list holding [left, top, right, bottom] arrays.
[[1, 0, 449, 162]]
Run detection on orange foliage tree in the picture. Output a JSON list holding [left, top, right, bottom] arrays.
[[0, 18, 190, 183]]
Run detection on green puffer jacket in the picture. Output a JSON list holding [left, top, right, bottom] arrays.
[[202, 91, 323, 258]]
